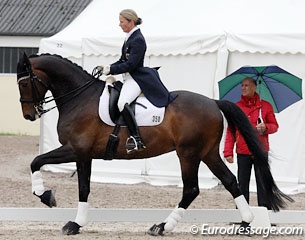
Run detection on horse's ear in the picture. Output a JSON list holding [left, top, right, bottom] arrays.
[[22, 52, 32, 72], [23, 52, 30, 66], [17, 52, 29, 74]]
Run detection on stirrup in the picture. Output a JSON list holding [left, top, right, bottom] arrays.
[[125, 136, 146, 154]]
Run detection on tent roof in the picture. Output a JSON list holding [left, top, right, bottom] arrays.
[[39, 0, 305, 58]]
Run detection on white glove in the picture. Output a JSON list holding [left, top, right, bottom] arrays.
[[105, 75, 116, 84], [103, 65, 110, 75]]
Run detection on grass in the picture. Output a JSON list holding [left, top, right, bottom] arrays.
[[0, 132, 28, 136]]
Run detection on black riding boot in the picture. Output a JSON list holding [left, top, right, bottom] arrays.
[[121, 103, 146, 153]]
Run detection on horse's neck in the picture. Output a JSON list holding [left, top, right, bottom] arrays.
[[48, 71, 105, 114], [46, 66, 90, 96], [34, 56, 105, 111]]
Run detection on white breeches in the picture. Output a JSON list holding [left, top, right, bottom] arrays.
[[117, 74, 141, 112]]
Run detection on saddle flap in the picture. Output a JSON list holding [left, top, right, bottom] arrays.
[[108, 81, 136, 125], [107, 82, 121, 123], [99, 81, 165, 127]]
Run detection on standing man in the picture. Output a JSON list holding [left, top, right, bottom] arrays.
[[223, 77, 279, 209]]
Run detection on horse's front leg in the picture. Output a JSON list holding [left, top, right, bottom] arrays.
[[62, 160, 92, 235], [31, 145, 78, 207]]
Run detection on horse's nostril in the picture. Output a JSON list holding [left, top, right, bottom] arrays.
[[24, 114, 35, 121]]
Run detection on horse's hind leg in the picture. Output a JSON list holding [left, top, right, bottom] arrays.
[[148, 157, 200, 236], [205, 153, 254, 226]]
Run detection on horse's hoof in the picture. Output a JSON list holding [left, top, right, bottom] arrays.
[[238, 221, 251, 236], [62, 221, 81, 235], [39, 190, 57, 207], [147, 223, 165, 236]]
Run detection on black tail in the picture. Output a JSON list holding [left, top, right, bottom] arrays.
[[215, 100, 294, 211]]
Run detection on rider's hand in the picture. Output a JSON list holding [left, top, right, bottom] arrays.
[[103, 65, 110, 75], [225, 156, 234, 163], [256, 123, 267, 134]]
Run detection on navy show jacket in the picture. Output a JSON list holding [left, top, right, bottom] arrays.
[[109, 29, 176, 107]]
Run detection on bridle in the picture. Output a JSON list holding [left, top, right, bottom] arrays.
[[17, 64, 96, 118], [17, 68, 51, 117]]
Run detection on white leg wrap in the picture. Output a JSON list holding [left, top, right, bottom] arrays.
[[164, 206, 185, 232], [31, 171, 45, 196], [235, 195, 254, 223], [75, 202, 89, 227]]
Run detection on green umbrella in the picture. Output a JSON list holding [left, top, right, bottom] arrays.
[[218, 65, 302, 113]]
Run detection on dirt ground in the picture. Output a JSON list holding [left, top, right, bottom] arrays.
[[0, 136, 304, 239]]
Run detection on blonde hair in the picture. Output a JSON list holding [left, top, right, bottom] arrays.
[[120, 9, 142, 25]]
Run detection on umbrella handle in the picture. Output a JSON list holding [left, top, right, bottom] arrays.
[[257, 108, 264, 124], [257, 117, 262, 124]]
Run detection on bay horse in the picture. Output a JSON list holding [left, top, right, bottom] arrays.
[[17, 53, 292, 236]]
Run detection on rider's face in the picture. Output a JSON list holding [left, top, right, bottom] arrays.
[[119, 15, 134, 33]]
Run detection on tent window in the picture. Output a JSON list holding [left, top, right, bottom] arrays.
[[0, 47, 38, 74]]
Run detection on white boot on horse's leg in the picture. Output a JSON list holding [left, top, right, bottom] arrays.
[[31, 171, 45, 196], [75, 202, 89, 227], [31, 171, 56, 207], [164, 206, 186, 232], [148, 206, 185, 236], [62, 202, 89, 235], [234, 195, 254, 225]]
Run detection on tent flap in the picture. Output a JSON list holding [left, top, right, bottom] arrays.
[[83, 34, 224, 57]]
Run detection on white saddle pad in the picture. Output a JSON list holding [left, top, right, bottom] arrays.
[[99, 83, 165, 126]]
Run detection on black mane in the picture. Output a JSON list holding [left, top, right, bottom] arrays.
[[29, 53, 99, 81]]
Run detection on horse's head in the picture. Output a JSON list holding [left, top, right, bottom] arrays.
[[17, 53, 49, 121]]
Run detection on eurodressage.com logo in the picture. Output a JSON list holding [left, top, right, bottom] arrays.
[[189, 224, 305, 238]]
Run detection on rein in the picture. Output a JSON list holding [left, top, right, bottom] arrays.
[[17, 70, 97, 117]]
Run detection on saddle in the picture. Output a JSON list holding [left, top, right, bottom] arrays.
[[100, 77, 165, 159]]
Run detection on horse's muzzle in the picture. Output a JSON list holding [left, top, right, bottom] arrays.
[[24, 113, 37, 121]]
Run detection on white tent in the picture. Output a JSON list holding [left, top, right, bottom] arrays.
[[39, 0, 305, 193]]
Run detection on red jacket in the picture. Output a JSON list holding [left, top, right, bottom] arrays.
[[223, 93, 279, 157]]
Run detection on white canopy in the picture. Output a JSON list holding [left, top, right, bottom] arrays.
[[40, 0, 305, 57], [39, 0, 305, 193]]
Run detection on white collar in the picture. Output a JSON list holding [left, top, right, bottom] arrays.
[[125, 26, 139, 41]]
